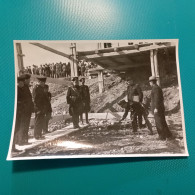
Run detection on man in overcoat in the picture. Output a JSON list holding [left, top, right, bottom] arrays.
[[66, 77, 82, 129], [33, 76, 48, 139], [149, 76, 173, 140], [21, 74, 34, 144], [79, 77, 90, 124]]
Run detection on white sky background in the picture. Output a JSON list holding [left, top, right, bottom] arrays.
[[19, 41, 132, 68], [22, 42, 99, 67]]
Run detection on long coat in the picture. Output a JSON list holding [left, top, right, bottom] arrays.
[[66, 85, 83, 116], [33, 85, 47, 114], [150, 84, 165, 114], [80, 85, 90, 112]]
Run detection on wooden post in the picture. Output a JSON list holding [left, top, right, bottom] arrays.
[[98, 70, 104, 93], [70, 43, 78, 77], [16, 43, 25, 74], [154, 49, 160, 86], [150, 49, 155, 76]]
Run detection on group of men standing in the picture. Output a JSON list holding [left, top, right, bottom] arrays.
[[13, 74, 52, 152], [66, 77, 90, 129], [13, 72, 173, 153], [119, 76, 173, 141]]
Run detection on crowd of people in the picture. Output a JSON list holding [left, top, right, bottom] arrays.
[[22, 60, 98, 78], [12, 72, 174, 153]]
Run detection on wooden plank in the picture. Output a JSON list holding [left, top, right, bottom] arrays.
[[30, 42, 77, 62]]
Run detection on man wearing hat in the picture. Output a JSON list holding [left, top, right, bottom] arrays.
[[79, 77, 90, 124], [118, 100, 153, 134], [126, 78, 143, 129], [149, 76, 173, 140], [19, 74, 34, 145], [12, 75, 26, 152], [66, 77, 83, 129], [43, 84, 52, 134], [33, 76, 48, 139]]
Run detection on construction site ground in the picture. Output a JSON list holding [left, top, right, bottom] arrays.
[[12, 74, 185, 158]]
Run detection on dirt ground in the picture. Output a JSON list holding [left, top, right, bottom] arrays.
[[18, 111, 185, 157], [17, 73, 185, 158]]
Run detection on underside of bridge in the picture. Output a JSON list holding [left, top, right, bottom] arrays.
[[16, 41, 177, 91]]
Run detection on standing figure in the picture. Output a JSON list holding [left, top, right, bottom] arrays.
[[43, 84, 52, 134], [126, 78, 143, 129], [79, 77, 90, 124], [33, 76, 47, 140], [66, 77, 82, 129], [22, 74, 34, 144], [149, 76, 173, 140], [12, 75, 26, 152]]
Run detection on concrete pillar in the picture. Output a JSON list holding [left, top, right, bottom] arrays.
[[154, 49, 160, 86], [70, 43, 78, 77], [98, 70, 104, 93], [16, 43, 25, 73]]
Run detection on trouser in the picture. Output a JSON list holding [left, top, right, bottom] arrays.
[[34, 112, 45, 138], [154, 112, 172, 139], [22, 111, 32, 142], [142, 112, 153, 133], [43, 112, 51, 133], [72, 113, 79, 128], [80, 112, 89, 124], [13, 111, 22, 148]]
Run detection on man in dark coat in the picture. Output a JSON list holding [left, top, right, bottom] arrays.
[[149, 76, 173, 140], [118, 100, 153, 134], [12, 75, 26, 152], [43, 84, 52, 134], [33, 76, 48, 139], [66, 77, 82, 129], [79, 77, 90, 124], [21, 74, 34, 144], [126, 79, 143, 129]]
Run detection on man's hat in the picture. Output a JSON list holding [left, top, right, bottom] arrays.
[[37, 76, 47, 82], [79, 77, 85, 82], [71, 77, 78, 81], [17, 75, 26, 82], [118, 100, 127, 106], [149, 76, 157, 82], [24, 74, 31, 80]]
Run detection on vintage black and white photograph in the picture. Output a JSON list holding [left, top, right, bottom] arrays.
[[7, 40, 188, 160]]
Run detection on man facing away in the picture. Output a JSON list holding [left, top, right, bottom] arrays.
[[79, 77, 90, 124], [149, 76, 173, 140], [66, 77, 83, 129], [126, 78, 143, 129], [33, 76, 48, 140]]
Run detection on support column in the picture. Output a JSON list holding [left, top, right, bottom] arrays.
[[150, 49, 155, 76], [154, 49, 160, 86], [150, 49, 161, 86], [70, 43, 78, 77], [16, 43, 25, 74], [98, 70, 104, 94]]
